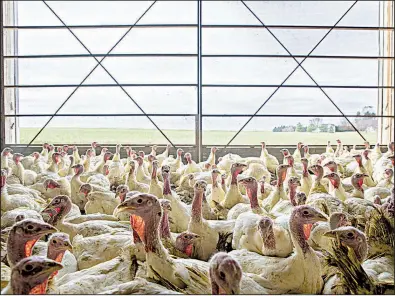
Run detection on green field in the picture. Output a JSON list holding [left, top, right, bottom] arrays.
[[19, 127, 377, 146]]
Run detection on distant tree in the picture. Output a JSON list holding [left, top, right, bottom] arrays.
[[319, 124, 328, 133], [307, 124, 316, 132], [309, 118, 323, 130], [296, 122, 305, 132], [328, 125, 336, 133], [354, 105, 378, 131]]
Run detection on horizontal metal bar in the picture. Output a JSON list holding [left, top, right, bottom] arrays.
[[4, 113, 197, 117], [4, 84, 197, 88], [5, 113, 393, 118], [4, 84, 393, 89], [203, 85, 394, 89], [202, 114, 395, 118], [4, 54, 394, 60], [3, 24, 394, 30], [4, 144, 385, 148], [4, 54, 198, 58]]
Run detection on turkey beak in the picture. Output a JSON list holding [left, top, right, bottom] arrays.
[[64, 242, 73, 252], [296, 180, 301, 186], [43, 260, 64, 275], [40, 223, 58, 236], [114, 201, 135, 215], [323, 229, 339, 238], [316, 212, 328, 222]]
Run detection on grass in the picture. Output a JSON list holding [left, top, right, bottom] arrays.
[[19, 127, 377, 146]]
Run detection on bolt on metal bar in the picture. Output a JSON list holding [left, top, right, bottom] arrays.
[[3, 24, 394, 30], [5, 84, 393, 89], [240, 0, 368, 142], [4, 54, 394, 60], [23, 1, 158, 151], [42, 1, 177, 149], [223, 0, 360, 148]]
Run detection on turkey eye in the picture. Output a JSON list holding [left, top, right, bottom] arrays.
[[54, 199, 60, 204], [303, 211, 309, 215], [184, 235, 188, 239], [52, 240, 57, 244], [347, 232, 354, 238], [219, 271, 226, 279], [27, 225, 34, 230], [25, 264, 33, 271], [137, 199, 143, 204]]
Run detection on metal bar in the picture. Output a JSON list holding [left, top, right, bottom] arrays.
[[3, 24, 394, 30], [4, 54, 198, 58], [5, 84, 392, 89], [240, 1, 368, 142], [5, 113, 197, 117], [4, 54, 394, 59], [223, 1, 360, 148], [0, 0, 5, 150], [23, 1, 157, 151], [38, 1, 178, 150], [5, 114, 394, 118], [201, 114, 394, 118], [197, 0, 203, 162]]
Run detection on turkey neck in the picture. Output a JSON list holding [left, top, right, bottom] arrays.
[[151, 166, 157, 180], [191, 190, 204, 223], [67, 158, 75, 176], [47, 161, 58, 173], [15, 161, 25, 184], [302, 162, 309, 178], [230, 169, 240, 185], [212, 174, 218, 188], [7, 230, 36, 268], [143, 209, 163, 254], [246, 184, 259, 210], [289, 186, 297, 206], [160, 211, 171, 239], [163, 174, 171, 195], [260, 182, 265, 194], [289, 212, 310, 254], [260, 228, 276, 250]]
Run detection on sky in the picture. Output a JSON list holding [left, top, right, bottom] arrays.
[[4, 1, 385, 131]]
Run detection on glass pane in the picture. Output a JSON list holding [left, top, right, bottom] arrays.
[[14, 1, 196, 26], [203, 116, 378, 145], [202, 57, 378, 86], [19, 116, 195, 145], [203, 28, 379, 56], [16, 57, 196, 85], [13, 87, 197, 115], [202, 1, 261, 25], [299, 59, 378, 86], [202, 57, 296, 85], [202, 28, 289, 55], [271, 29, 379, 56], [239, 1, 379, 27], [102, 57, 196, 84], [202, 87, 378, 116]]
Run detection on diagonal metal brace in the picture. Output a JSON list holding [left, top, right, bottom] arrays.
[[225, 1, 364, 147], [23, 1, 173, 151], [41, 1, 177, 149]]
